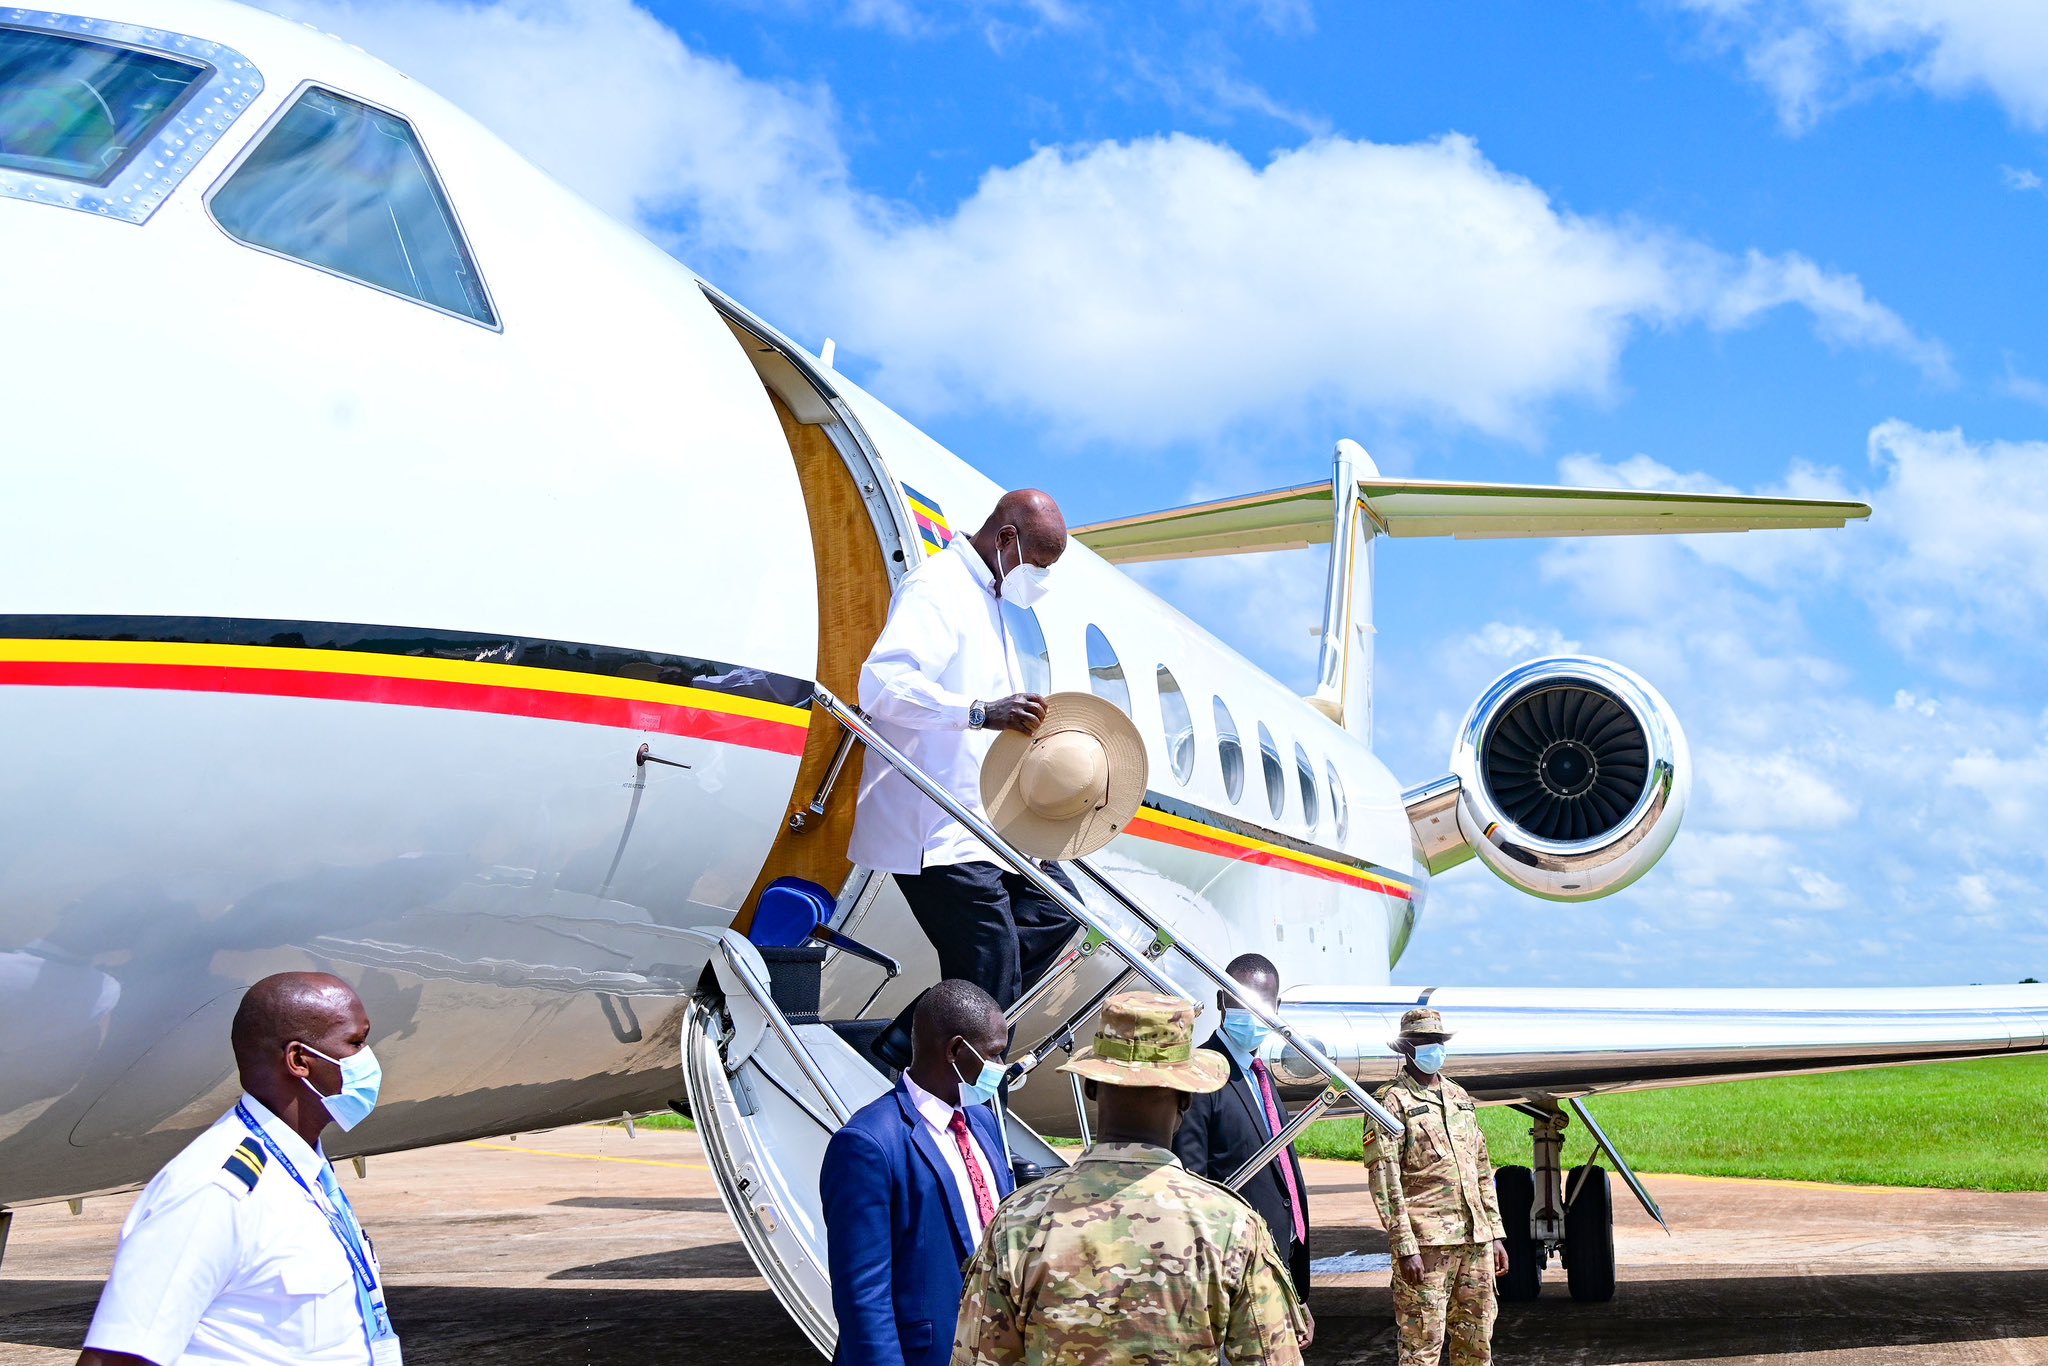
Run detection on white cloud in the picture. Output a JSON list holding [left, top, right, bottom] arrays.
[[1397, 422, 2048, 987], [261, 0, 1946, 447], [2002, 164, 2044, 192], [1678, 0, 2048, 132]]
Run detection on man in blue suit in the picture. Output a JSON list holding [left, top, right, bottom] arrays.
[[821, 979, 1016, 1366]]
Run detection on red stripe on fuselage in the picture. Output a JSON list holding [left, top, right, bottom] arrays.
[[0, 660, 810, 756], [1125, 811, 1413, 899]]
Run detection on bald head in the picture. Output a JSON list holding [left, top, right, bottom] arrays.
[[231, 972, 363, 1075], [973, 489, 1067, 577]]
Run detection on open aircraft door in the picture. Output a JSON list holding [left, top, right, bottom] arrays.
[[681, 930, 888, 1355]]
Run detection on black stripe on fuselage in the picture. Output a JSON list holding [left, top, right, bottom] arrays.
[[0, 614, 816, 708]]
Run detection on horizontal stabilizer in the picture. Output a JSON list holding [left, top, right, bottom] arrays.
[[1075, 477, 1872, 564]]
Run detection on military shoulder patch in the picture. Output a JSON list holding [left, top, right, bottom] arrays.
[[1361, 1128, 1383, 1162], [222, 1139, 266, 1194]]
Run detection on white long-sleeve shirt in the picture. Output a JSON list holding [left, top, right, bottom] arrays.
[[849, 536, 1022, 875]]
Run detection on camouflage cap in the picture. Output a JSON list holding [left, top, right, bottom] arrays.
[[1396, 1006, 1452, 1038], [1058, 992, 1229, 1093]]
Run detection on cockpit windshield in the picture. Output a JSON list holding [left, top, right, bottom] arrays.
[[0, 26, 206, 183]]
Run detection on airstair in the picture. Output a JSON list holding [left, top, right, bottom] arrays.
[[679, 688, 1406, 1357]]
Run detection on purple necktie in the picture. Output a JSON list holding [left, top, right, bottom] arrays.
[[1251, 1058, 1307, 1244]]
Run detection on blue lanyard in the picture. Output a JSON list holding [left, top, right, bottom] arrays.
[[234, 1103, 377, 1296]]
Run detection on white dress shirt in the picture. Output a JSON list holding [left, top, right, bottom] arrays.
[[85, 1094, 370, 1366], [903, 1073, 1002, 1248], [850, 536, 1024, 875]]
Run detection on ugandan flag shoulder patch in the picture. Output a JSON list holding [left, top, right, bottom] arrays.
[[222, 1139, 266, 1194]]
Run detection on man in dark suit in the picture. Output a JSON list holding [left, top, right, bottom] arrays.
[[821, 979, 1017, 1366], [1171, 952, 1313, 1298]]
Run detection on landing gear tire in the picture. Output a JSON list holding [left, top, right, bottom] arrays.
[[1564, 1164, 1616, 1303], [1493, 1165, 1542, 1301]]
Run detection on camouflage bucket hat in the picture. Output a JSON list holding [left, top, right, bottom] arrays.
[[1058, 992, 1229, 1094], [1395, 1006, 1452, 1039]]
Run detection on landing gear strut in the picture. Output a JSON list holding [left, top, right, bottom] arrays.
[[1493, 1098, 1661, 1303]]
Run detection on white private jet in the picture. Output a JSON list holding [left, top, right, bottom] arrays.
[[3, 0, 2043, 1341]]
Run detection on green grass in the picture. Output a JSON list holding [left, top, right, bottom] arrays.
[[1292, 1054, 2048, 1192], [612, 1112, 695, 1131], [607, 1056, 2046, 1190]]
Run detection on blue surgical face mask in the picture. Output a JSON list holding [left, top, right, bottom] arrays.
[[953, 1040, 1005, 1108], [299, 1042, 382, 1131], [1219, 1008, 1272, 1056], [1410, 1043, 1447, 1075]]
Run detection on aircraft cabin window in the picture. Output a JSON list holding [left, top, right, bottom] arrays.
[[1295, 742, 1320, 831], [1214, 697, 1245, 803], [1327, 760, 1349, 843], [1085, 625, 1130, 714], [0, 27, 206, 183], [209, 86, 497, 326], [1156, 665, 1195, 786], [1258, 722, 1285, 820], [1001, 601, 1052, 696]]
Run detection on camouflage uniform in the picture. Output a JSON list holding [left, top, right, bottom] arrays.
[[951, 1142, 1310, 1365], [951, 992, 1311, 1365], [1364, 1026, 1505, 1366]]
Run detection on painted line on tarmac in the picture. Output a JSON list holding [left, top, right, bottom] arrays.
[[1302, 1154, 1943, 1195], [464, 1141, 711, 1172]]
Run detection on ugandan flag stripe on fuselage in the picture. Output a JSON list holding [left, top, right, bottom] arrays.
[[0, 617, 814, 757]]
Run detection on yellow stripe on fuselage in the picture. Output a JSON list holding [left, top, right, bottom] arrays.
[[0, 638, 811, 728], [1135, 803, 1411, 891]]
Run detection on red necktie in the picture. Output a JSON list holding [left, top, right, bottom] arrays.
[[1251, 1059, 1308, 1244], [949, 1110, 997, 1226]]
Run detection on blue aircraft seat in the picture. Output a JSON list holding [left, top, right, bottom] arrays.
[[749, 877, 837, 1025], [750, 876, 837, 948]]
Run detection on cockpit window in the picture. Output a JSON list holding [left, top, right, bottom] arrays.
[[0, 27, 205, 182], [0, 17, 260, 224], [210, 86, 497, 326]]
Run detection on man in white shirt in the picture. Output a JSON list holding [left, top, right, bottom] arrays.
[[820, 980, 1016, 1366], [851, 489, 1077, 1065], [77, 972, 398, 1366]]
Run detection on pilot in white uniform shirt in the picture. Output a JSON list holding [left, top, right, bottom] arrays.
[[84, 1094, 378, 1365]]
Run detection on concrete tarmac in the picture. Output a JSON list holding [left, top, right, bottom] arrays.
[[3, 1124, 2044, 1365]]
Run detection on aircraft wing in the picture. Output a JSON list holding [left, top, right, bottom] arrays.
[[1267, 984, 2048, 1103], [1075, 478, 1873, 564]]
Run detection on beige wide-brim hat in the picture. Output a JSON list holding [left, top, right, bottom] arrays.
[[1058, 992, 1230, 1094], [981, 692, 1148, 861]]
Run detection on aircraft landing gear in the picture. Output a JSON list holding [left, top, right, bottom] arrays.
[[1494, 1097, 1665, 1303]]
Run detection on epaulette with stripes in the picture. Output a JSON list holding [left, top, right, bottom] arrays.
[[222, 1139, 266, 1193]]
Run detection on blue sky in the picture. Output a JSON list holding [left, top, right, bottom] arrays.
[[272, 0, 2048, 988]]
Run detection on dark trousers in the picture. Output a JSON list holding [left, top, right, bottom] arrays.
[[897, 859, 1080, 1008]]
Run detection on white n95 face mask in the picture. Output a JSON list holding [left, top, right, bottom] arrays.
[[297, 1042, 383, 1131], [997, 528, 1053, 608]]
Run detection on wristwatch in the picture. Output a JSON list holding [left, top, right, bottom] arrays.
[[968, 700, 987, 729]]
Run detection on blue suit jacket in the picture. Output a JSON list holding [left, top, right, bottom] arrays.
[[820, 1078, 1016, 1366]]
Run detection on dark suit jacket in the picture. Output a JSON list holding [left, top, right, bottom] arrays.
[[1172, 1032, 1313, 1298], [820, 1078, 1017, 1366]]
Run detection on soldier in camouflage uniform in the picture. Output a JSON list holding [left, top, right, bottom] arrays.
[[1364, 1007, 1508, 1366], [951, 992, 1312, 1366]]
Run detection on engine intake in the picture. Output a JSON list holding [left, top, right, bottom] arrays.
[[1408, 657, 1689, 902]]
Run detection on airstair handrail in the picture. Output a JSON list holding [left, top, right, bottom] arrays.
[[1066, 857, 1403, 1141], [813, 688, 1186, 1002], [811, 688, 1404, 1146]]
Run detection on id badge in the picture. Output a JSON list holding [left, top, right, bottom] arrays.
[[367, 1290, 402, 1366]]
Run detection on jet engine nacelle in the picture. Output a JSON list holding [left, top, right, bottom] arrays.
[[1405, 657, 1689, 902]]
